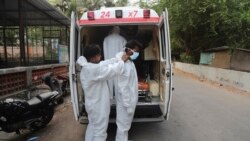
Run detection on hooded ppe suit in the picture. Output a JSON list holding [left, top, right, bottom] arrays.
[[77, 56, 125, 141], [103, 26, 127, 99], [115, 52, 138, 141]]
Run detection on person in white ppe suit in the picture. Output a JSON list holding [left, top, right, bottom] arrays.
[[76, 44, 129, 141], [115, 40, 142, 141], [103, 26, 127, 99]]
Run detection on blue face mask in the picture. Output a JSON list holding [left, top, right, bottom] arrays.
[[130, 51, 139, 60]]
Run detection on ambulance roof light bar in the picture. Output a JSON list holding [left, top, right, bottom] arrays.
[[143, 9, 150, 18], [87, 11, 95, 20]]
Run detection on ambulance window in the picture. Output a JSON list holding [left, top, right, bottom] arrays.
[[160, 25, 166, 59], [75, 29, 79, 61]]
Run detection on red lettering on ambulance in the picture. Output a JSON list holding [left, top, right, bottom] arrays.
[[101, 11, 105, 18], [134, 10, 138, 17], [128, 10, 138, 18], [100, 11, 110, 18], [128, 11, 133, 17]]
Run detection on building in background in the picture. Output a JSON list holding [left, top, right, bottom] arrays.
[[200, 46, 250, 72], [0, 0, 70, 98]]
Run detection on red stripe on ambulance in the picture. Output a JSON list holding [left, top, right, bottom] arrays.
[[79, 17, 160, 25]]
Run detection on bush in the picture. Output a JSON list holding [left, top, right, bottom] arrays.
[[180, 52, 194, 63]]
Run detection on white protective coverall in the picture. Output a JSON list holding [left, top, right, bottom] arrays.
[[103, 26, 127, 99], [115, 52, 138, 141], [77, 56, 125, 141]]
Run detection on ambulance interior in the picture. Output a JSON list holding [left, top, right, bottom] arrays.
[[78, 25, 163, 117]]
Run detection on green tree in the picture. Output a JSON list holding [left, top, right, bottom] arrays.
[[104, 0, 115, 7], [115, 0, 128, 7], [48, 0, 77, 17], [143, 0, 250, 63], [80, 0, 105, 10], [49, 0, 129, 18]]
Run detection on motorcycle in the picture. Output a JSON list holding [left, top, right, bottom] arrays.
[[42, 72, 65, 104], [0, 74, 60, 134], [56, 73, 70, 96]]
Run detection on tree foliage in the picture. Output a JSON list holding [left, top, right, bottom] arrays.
[[104, 0, 115, 7], [49, 0, 129, 18], [80, 0, 105, 10], [115, 0, 128, 7], [141, 0, 250, 63], [48, 0, 77, 17]]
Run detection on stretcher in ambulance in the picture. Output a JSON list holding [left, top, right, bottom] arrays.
[[69, 7, 173, 123]]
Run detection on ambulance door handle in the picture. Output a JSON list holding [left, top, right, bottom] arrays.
[[72, 74, 77, 81], [166, 72, 170, 77]]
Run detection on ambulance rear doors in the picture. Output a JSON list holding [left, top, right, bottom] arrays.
[[159, 9, 173, 120], [69, 12, 81, 121], [69, 8, 173, 122]]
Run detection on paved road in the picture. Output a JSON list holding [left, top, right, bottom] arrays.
[[1, 70, 250, 141], [126, 71, 250, 141]]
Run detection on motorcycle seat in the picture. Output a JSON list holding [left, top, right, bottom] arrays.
[[38, 92, 56, 101], [27, 96, 41, 106]]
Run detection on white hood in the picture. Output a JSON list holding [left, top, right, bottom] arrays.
[[76, 56, 88, 67]]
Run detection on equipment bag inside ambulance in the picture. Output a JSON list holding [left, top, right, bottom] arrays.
[[69, 7, 173, 123]]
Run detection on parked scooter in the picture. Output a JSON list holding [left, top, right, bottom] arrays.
[[0, 74, 60, 134], [56, 73, 70, 96], [42, 72, 65, 104]]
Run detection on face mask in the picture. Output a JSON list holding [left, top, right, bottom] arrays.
[[130, 50, 139, 60]]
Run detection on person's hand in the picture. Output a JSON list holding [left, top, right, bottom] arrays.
[[125, 48, 133, 56], [121, 52, 130, 62], [127, 107, 134, 115]]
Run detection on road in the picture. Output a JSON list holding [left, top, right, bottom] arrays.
[[1, 70, 250, 141]]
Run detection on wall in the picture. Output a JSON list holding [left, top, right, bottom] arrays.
[[211, 51, 231, 69], [230, 50, 250, 72], [174, 62, 250, 92], [0, 64, 68, 99]]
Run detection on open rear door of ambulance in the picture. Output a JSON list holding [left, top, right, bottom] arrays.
[[159, 9, 173, 120], [69, 12, 80, 121]]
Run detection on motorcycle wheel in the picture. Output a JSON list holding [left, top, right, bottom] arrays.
[[30, 106, 54, 130], [57, 97, 64, 104]]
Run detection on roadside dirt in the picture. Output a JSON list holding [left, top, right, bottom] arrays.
[[174, 68, 250, 96]]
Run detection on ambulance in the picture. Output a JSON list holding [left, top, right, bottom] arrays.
[[69, 7, 173, 123]]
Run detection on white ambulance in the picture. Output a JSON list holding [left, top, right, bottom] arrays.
[[69, 7, 173, 123]]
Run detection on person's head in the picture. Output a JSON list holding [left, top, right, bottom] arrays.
[[111, 26, 120, 34], [125, 40, 142, 60], [83, 44, 102, 63]]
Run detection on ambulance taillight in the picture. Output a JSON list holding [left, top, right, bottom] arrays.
[[143, 9, 150, 18], [87, 11, 95, 20]]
